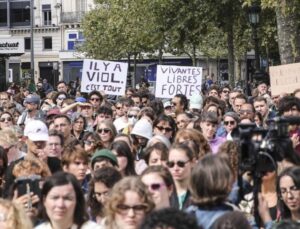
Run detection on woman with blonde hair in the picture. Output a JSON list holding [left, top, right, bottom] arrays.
[[104, 176, 155, 229], [0, 129, 26, 164], [0, 111, 14, 130], [174, 128, 211, 159], [0, 198, 33, 229], [11, 158, 51, 226]]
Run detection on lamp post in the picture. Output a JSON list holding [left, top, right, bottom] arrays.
[[26, 0, 35, 81], [248, 4, 261, 81], [30, 0, 35, 81]]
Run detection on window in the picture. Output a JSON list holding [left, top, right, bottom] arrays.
[[67, 33, 77, 50], [76, 0, 86, 12], [43, 37, 52, 50], [42, 4, 51, 26], [0, 2, 7, 27], [24, 37, 31, 50], [66, 32, 85, 51], [10, 1, 30, 26]]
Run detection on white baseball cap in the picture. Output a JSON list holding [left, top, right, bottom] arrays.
[[24, 120, 49, 141]]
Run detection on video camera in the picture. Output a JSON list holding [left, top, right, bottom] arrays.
[[238, 116, 300, 176], [236, 116, 300, 226]]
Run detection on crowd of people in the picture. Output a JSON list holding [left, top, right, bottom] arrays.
[[0, 79, 299, 229]]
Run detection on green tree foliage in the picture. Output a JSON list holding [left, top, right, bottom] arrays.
[[81, 0, 297, 86], [245, 0, 300, 64]]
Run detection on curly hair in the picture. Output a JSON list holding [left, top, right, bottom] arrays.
[[0, 198, 32, 229], [12, 158, 51, 178], [217, 141, 239, 179], [174, 129, 211, 159], [105, 176, 155, 229]]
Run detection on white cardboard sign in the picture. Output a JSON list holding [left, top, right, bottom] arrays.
[[155, 65, 202, 98], [81, 59, 128, 95], [270, 63, 300, 96]]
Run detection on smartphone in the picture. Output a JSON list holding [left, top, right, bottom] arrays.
[[15, 175, 42, 198]]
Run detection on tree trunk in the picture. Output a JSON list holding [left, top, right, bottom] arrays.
[[227, 24, 235, 88], [192, 44, 196, 66], [133, 53, 137, 87], [275, 1, 300, 64]]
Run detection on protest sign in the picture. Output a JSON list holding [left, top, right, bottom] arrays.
[[155, 65, 202, 99], [270, 63, 300, 96], [81, 59, 128, 95]]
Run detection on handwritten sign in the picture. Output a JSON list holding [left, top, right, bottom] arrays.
[[155, 65, 202, 98], [270, 63, 300, 96], [81, 59, 128, 95]]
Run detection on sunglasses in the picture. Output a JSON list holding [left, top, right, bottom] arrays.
[[222, 90, 230, 93], [117, 204, 147, 215], [148, 183, 166, 191], [98, 128, 111, 134], [84, 140, 95, 145], [0, 117, 12, 122], [128, 114, 137, 118], [156, 126, 172, 132], [166, 160, 190, 168], [224, 121, 235, 126], [57, 97, 66, 100], [90, 98, 100, 101]]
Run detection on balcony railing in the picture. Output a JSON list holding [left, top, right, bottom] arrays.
[[61, 11, 86, 23]]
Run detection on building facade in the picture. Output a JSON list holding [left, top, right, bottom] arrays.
[[0, 0, 94, 89]]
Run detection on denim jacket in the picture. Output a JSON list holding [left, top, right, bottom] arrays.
[[186, 203, 235, 229]]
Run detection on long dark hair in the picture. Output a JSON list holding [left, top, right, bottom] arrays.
[[40, 172, 88, 227], [153, 114, 177, 142], [277, 166, 300, 219], [87, 167, 122, 219], [111, 140, 136, 176]]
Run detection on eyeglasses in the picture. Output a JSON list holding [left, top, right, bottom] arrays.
[[280, 186, 300, 197], [98, 128, 111, 134], [116, 204, 147, 215], [90, 97, 100, 102], [0, 117, 12, 122], [148, 183, 166, 191], [166, 160, 190, 168], [224, 121, 235, 126], [84, 140, 95, 145], [222, 90, 230, 93], [57, 96, 66, 100], [156, 126, 172, 132], [128, 114, 137, 118]]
